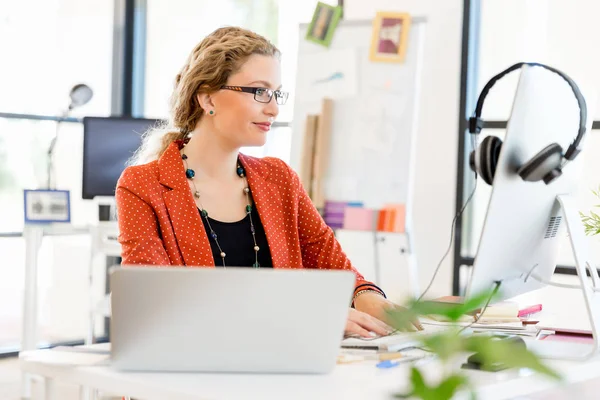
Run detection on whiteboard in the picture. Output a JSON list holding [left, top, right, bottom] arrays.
[[290, 18, 427, 212]]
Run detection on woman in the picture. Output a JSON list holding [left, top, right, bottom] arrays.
[[116, 27, 422, 338]]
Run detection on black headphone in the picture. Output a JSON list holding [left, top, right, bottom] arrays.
[[468, 62, 587, 185]]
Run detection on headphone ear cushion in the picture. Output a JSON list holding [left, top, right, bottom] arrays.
[[517, 143, 563, 182], [477, 136, 503, 185]]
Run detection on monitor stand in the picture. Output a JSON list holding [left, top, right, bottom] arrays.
[[525, 194, 600, 361]]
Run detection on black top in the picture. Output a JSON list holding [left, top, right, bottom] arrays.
[[199, 206, 273, 268]]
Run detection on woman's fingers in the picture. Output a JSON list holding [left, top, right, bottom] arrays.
[[360, 311, 395, 334], [347, 309, 392, 337], [345, 320, 375, 338], [344, 307, 422, 339]]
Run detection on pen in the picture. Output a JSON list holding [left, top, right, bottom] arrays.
[[375, 355, 424, 369], [376, 360, 401, 369]]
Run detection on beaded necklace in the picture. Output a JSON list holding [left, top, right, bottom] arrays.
[[181, 153, 260, 268]]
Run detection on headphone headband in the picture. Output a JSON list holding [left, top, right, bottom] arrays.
[[469, 62, 587, 161]]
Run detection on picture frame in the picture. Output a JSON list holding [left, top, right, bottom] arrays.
[[23, 189, 71, 224], [369, 12, 411, 63], [305, 2, 343, 47]]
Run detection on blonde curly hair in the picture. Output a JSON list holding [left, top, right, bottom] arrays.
[[129, 27, 280, 165]]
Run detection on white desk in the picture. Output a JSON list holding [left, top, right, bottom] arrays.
[[21, 221, 120, 399], [21, 224, 89, 400], [19, 254, 598, 399], [19, 342, 600, 400]]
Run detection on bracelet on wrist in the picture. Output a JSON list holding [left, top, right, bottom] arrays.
[[352, 289, 383, 307]]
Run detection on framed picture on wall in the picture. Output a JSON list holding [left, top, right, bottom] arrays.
[[305, 2, 343, 47], [23, 189, 71, 224], [369, 12, 411, 63]]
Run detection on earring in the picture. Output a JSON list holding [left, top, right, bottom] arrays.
[[209, 110, 214, 115]]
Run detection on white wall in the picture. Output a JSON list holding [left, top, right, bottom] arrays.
[[545, 0, 600, 120], [342, 0, 465, 298], [477, 0, 600, 119]]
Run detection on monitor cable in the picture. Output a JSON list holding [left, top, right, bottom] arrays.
[[417, 134, 479, 302]]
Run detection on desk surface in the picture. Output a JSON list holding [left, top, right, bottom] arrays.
[[21, 280, 600, 400], [19, 343, 600, 400]]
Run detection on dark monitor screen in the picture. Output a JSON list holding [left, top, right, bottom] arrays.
[[82, 116, 162, 199]]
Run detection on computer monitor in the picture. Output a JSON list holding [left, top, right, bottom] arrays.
[[465, 65, 594, 302], [464, 66, 600, 360], [82, 116, 162, 199]]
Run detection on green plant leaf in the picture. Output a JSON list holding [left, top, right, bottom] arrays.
[[409, 366, 429, 398], [408, 300, 468, 321], [395, 288, 500, 323], [433, 373, 470, 400], [421, 332, 465, 361], [384, 307, 419, 332], [452, 289, 501, 319], [465, 336, 562, 380]]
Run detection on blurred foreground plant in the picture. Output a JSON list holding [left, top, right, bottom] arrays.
[[385, 289, 562, 400]]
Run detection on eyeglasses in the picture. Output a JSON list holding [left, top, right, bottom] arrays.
[[221, 86, 289, 105]]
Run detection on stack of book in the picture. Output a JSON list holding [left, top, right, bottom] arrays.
[[322, 201, 406, 233], [425, 296, 543, 336], [476, 302, 521, 323], [477, 302, 543, 323]]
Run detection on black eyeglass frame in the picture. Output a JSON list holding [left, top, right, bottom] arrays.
[[221, 85, 289, 105]]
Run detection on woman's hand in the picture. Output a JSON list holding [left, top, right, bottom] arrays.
[[345, 308, 394, 338], [353, 291, 424, 331]]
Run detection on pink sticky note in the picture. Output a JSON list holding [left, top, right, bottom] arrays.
[[343, 207, 375, 231]]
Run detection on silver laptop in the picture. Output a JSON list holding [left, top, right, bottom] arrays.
[[109, 267, 354, 373]]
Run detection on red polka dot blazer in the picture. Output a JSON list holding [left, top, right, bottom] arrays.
[[115, 140, 383, 297]]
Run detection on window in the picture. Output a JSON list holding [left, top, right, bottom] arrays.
[[0, 0, 113, 352], [0, 119, 99, 233], [0, 0, 113, 117], [0, 0, 114, 233], [0, 119, 56, 233]]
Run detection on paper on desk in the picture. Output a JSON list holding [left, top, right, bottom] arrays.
[[471, 325, 539, 337], [20, 347, 110, 366], [337, 347, 432, 365], [421, 318, 542, 337], [536, 317, 592, 335], [422, 319, 526, 330], [539, 332, 594, 344]]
